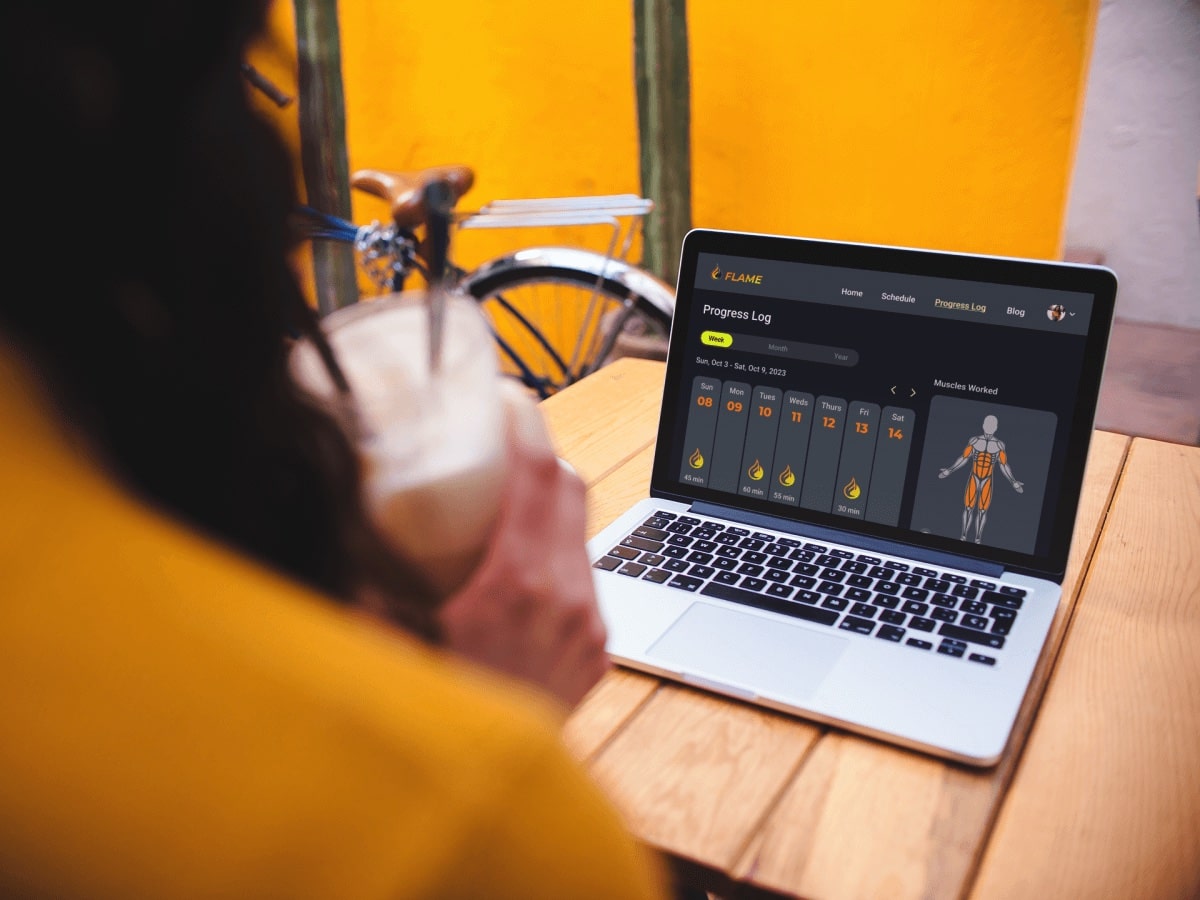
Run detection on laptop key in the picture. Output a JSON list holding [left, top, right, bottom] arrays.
[[847, 574, 873, 588], [795, 590, 821, 604], [790, 574, 816, 589], [639, 553, 666, 567], [937, 640, 967, 658], [909, 616, 936, 632], [668, 574, 703, 592], [1000, 586, 1027, 596], [593, 556, 622, 571], [879, 609, 906, 625], [970, 578, 997, 590], [962, 614, 990, 630], [716, 545, 741, 558], [662, 546, 688, 559], [642, 568, 671, 584], [689, 565, 716, 579], [850, 602, 876, 618], [741, 577, 768, 592], [901, 600, 929, 616], [693, 539, 718, 553], [913, 566, 938, 577], [737, 563, 764, 577], [715, 532, 740, 545], [686, 551, 714, 564], [939, 623, 1006, 649], [642, 517, 671, 530], [961, 599, 987, 615], [931, 608, 958, 623], [666, 522, 693, 534], [845, 587, 872, 603], [821, 595, 849, 611], [618, 562, 647, 578], [968, 653, 997, 666], [667, 534, 694, 547], [876, 625, 906, 642], [906, 638, 933, 650], [712, 557, 738, 570], [609, 546, 640, 560], [653, 510, 678, 519], [663, 559, 690, 572], [726, 526, 750, 536], [818, 581, 844, 596], [931, 593, 957, 608], [839, 616, 875, 635], [632, 526, 669, 541], [700, 582, 840, 626], [871, 593, 900, 609], [766, 556, 792, 570], [857, 554, 882, 565], [743, 551, 768, 564], [714, 571, 740, 585], [952, 584, 980, 599], [764, 568, 790, 583], [766, 584, 794, 599], [677, 515, 701, 525], [983, 589, 1024, 609]]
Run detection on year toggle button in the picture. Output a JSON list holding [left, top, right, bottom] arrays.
[[701, 330, 733, 348]]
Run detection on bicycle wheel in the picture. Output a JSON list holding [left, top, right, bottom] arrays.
[[459, 247, 675, 399]]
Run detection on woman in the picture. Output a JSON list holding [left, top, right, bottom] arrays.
[[0, 0, 665, 895]]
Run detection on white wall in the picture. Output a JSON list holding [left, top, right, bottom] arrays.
[[1065, 0, 1200, 327]]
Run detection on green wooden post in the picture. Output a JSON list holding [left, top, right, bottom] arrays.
[[634, 0, 692, 287], [293, 0, 358, 314]]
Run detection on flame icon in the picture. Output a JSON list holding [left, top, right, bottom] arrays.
[[711, 265, 721, 280], [778, 465, 796, 487], [748, 459, 765, 481], [688, 448, 704, 469], [842, 477, 861, 500]]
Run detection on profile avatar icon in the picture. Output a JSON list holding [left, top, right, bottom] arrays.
[[1047, 304, 1066, 322], [938, 414, 1024, 544]]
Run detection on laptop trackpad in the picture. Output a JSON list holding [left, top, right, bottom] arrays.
[[647, 602, 849, 700]]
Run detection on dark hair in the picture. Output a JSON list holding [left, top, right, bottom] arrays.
[[1, 0, 441, 638]]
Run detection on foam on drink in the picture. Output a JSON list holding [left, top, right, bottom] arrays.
[[290, 293, 507, 596]]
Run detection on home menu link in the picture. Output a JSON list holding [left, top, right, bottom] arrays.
[[698, 252, 1094, 336]]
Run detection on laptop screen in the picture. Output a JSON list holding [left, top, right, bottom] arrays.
[[650, 229, 1118, 578]]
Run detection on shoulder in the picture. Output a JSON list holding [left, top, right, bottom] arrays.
[[0, 356, 664, 898]]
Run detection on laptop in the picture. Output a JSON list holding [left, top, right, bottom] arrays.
[[586, 228, 1117, 766]]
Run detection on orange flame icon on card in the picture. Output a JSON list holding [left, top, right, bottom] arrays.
[[748, 460, 765, 481], [842, 477, 861, 500], [778, 465, 796, 487], [688, 448, 704, 469], [711, 265, 721, 280]]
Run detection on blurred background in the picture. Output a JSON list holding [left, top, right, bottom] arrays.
[[249, 0, 1199, 445]]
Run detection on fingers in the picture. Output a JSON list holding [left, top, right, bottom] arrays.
[[436, 395, 609, 707]]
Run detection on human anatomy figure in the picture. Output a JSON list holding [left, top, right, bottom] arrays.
[[938, 415, 1024, 543]]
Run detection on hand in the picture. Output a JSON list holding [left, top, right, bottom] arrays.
[[437, 387, 610, 709], [1013, 481, 1024, 493], [938, 468, 950, 479]]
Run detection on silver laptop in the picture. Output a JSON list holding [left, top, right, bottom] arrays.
[[587, 228, 1117, 766]]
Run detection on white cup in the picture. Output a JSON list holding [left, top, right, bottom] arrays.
[[290, 292, 508, 596]]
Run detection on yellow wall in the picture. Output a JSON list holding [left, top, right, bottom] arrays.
[[251, 1, 1099, 278]]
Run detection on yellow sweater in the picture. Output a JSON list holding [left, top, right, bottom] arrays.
[[0, 351, 666, 899]]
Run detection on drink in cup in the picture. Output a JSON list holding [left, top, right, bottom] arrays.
[[290, 292, 507, 596]]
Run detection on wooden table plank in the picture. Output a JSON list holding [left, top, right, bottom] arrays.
[[588, 686, 822, 892], [538, 357, 665, 488], [726, 431, 1131, 899], [972, 438, 1200, 899]]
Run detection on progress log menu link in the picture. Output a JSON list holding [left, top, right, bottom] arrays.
[[679, 376, 915, 526]]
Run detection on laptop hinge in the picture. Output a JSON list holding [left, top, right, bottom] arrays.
[[689, 501, 1007, 578]]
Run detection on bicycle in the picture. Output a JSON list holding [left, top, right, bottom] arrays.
[[294, 166, 676, 399]]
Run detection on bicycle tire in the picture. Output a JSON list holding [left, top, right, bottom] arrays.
[[459, 247, 675, 398]]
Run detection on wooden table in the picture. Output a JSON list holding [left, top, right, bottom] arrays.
[[540, 358, 1200, 900]]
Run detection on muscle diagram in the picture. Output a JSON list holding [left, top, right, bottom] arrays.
[[938, 415, 1024, 543]]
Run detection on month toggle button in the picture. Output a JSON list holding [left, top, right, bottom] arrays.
[[701, 330, 733, 348]]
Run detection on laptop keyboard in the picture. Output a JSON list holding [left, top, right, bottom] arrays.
[[593, 510, 1026, 666]]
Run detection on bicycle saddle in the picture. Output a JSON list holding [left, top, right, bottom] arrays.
[[351, 166, 475, 230]]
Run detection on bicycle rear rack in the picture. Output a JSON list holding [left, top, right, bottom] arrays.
[[456, 195, 655, 267]]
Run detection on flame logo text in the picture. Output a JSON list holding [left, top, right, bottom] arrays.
[[843, 477, 861, 500], [688, 448, 704, 469], [748, 459, 765, 481], [778, 465, 795, 487]]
